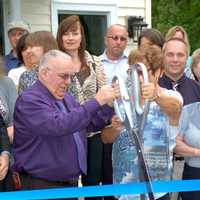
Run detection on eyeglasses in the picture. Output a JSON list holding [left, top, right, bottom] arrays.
[[57, 73, 72, 81], [46, 67, 74, 81], [107, 35, 127, 42]]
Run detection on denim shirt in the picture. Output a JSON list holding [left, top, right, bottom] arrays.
[[179, 102, 200, 168]]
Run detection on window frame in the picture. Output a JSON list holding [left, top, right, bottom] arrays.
[[51, 0, 118, 37]]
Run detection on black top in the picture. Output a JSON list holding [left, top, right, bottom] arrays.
[[159, 73, 200, 106], [0, 114, 10, 153]]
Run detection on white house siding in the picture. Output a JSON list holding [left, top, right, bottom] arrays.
[[118, 0, 145, 24], [117, 0, 151, 52], [10, 0, 150, 54], [20, 0, 151, 33], [21, 0, 51, 32]]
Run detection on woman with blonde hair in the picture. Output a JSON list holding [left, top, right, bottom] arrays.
[[191, 48, 200, 81], [165, 26, 190, 54]]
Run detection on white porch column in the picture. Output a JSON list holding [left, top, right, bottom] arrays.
[[9, 0, 21, 21], [4, 0, 22, 54], [144, 0, 151, 28]]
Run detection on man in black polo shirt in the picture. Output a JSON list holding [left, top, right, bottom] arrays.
[[159, 37, 200, 200], [159, 37, 200, 105]]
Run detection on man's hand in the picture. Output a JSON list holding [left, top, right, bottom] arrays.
[[95, 85, 116, 106], [111, 115, 123, 130], [0, 154, 9, 181], [101, 115, 124, 144]]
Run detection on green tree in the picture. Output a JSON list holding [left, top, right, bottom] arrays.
[[152, 0, 200, 53]]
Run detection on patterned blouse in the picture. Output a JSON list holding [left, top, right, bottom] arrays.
[[68, 51, 107, 104], [0, 76, 17, 126], [18, 66, 39, 94]]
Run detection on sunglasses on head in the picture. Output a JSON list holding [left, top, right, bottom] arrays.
[[107, 35, 127, 42]]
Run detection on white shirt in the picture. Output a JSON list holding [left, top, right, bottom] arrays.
[[8, 65, 27, 87], [99, 52, 128, 84]]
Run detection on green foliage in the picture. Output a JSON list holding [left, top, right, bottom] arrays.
[[152, 0, 200, 53]]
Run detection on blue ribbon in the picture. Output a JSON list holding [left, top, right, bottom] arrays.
[[1, 180, 200, 200]]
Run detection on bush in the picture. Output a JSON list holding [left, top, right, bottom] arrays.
[[152, 0, 200, 54]]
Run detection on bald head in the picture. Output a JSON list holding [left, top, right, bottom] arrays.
[[106, 24, 128, 36], [39, 49, 75, 99], [163, 38, 188, 81], [39, 49, 72, 72], [163, 38, 188, 57]]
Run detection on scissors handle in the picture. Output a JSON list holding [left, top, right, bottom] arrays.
[[130, 62, 149, 115]]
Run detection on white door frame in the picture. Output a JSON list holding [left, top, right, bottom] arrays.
[[51, 0, 118, 37]]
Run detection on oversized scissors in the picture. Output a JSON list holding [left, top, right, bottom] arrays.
[[112, 62, 155, 200]]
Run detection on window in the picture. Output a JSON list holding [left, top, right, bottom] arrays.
[[59, 14, 107, 55], [51, 1, 117, 55]]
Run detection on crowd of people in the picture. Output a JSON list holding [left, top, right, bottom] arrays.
[[0, 16, 200, 200]]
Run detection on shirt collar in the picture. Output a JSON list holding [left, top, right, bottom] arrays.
[[161, 73, 187, 89], [99, 50, 128, 62], [35, 80, 58, 102], [7, 50, 18, 60]]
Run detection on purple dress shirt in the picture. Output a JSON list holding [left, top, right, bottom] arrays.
[[56, 100, 87, 173], [13, 80, 113, 181]]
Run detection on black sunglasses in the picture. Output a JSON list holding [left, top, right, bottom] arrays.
[[107, 35, 127, 42]]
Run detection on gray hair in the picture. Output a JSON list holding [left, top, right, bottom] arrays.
[[106, 24, 128, 36], [39, 49, 71, 72]]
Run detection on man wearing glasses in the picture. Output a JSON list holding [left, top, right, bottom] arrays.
[[99, 24, 129, 200], [99, 24, 129, 85], [12, 50, 116, 196]]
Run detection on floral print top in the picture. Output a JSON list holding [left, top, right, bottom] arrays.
[[18, 67, 39, 94]]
